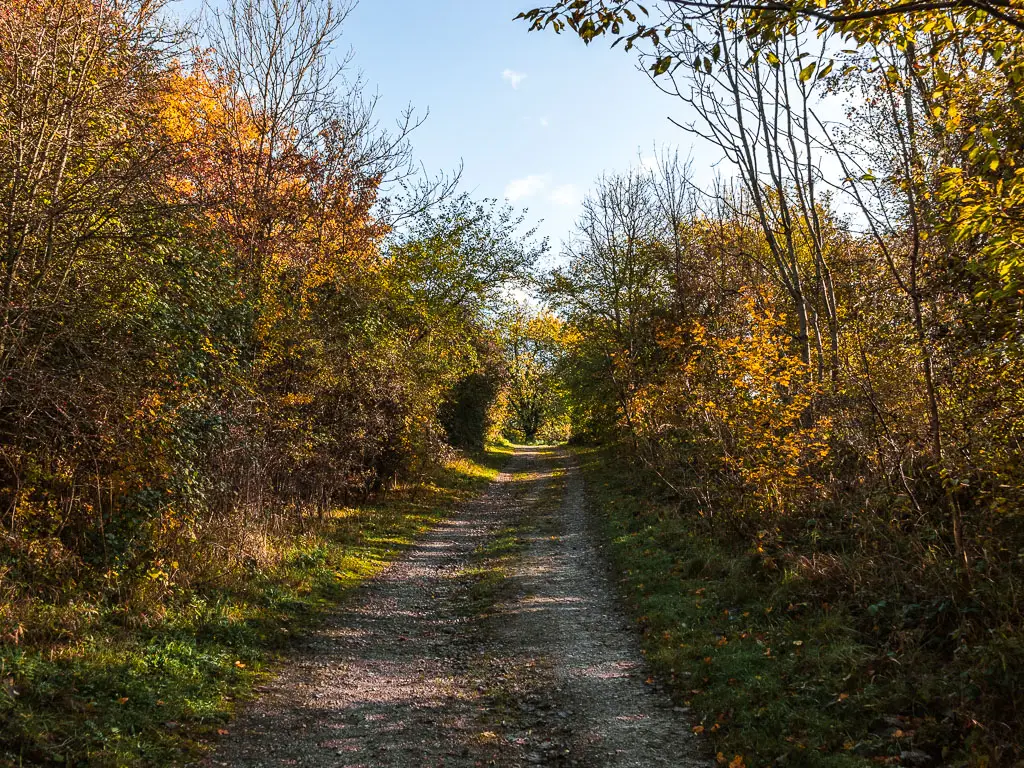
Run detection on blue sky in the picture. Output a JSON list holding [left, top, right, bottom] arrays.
[[338, 0, 695, 251], [168, 0, 707, 251]]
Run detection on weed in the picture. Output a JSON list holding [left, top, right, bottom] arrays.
[[575, 446, 1018, 768], [0, 448, 507, 767]]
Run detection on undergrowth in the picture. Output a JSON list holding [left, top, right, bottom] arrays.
[[576, 445, 1023, 768], [0, 446, 511, 767]]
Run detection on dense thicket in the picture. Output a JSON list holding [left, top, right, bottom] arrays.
[[0, 0, 539, 638], [525, 1, 1024, 761]]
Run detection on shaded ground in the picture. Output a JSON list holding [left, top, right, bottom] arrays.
[[207, 447, 705, 767]]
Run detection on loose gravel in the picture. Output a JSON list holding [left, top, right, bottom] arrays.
[[207, 447, 707, 768]]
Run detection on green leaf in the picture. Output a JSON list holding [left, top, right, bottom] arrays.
[[652, 55, 673, 76], [799, 62, 816, 81]]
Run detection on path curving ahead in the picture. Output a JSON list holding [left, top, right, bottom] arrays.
[[208, 447, 706, 768]]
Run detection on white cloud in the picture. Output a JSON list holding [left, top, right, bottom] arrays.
[[539, 116, 550, 128], [505, 174, 549, 202], [502, 68, 527, 89], [505, 176, 581, 210], [548, 184, 578, 207]]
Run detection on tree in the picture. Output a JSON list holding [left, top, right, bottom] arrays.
[[517, 0, 1024, 49], [648, 13, 842, 380], [497, 306, 569, 443], [544, 170, 670, 438]]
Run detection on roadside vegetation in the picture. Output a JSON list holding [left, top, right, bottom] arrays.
[[0, 447, 509, 766], [516, 1, 1024, 765], [581, 445, 992, 767], [4, 0, 1024, 764]]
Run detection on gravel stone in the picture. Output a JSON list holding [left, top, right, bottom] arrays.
[[206, 447, 708, 768]]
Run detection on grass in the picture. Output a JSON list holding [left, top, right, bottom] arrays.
[[0, 446, 511, 768], [459, 449, 567, 615], [574, 445, 996, 768], [458, 448, 569, 755], [461, 523, 527, 613]]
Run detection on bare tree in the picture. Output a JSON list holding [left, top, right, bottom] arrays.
[[546, 170, 669, 438], [644, 148, 701, 319], [204, 0, 353, 277], [204, 0, 458, 258], [647, 10, 841, 381], [821, 44, 968, 566]]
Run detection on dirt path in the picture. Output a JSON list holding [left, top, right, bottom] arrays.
[[208, 447, 705, 768]]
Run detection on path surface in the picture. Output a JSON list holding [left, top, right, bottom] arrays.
[[209, 447, 706, 768]]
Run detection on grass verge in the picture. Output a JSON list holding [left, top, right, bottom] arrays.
[[459, 448, 567, 616], [461, 447, 570, 760], [0, 446, 511, 767], [576, 445, 990, 768]]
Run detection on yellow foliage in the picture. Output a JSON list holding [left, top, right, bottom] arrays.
[[632, 292, 830, 516]]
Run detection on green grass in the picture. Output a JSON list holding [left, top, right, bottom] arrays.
[[459, 451, 567, 614], [0, 447, 509, 767], [575, 446, 973, 768]]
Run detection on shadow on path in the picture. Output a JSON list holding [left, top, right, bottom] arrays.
[[208, 448, 705, 768]]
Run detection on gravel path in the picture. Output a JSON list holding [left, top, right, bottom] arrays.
[[208, 447, 707, 768]]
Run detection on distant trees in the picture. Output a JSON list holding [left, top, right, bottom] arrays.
[[496, 305, 569, 443], [543, 169, 671, 439]]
